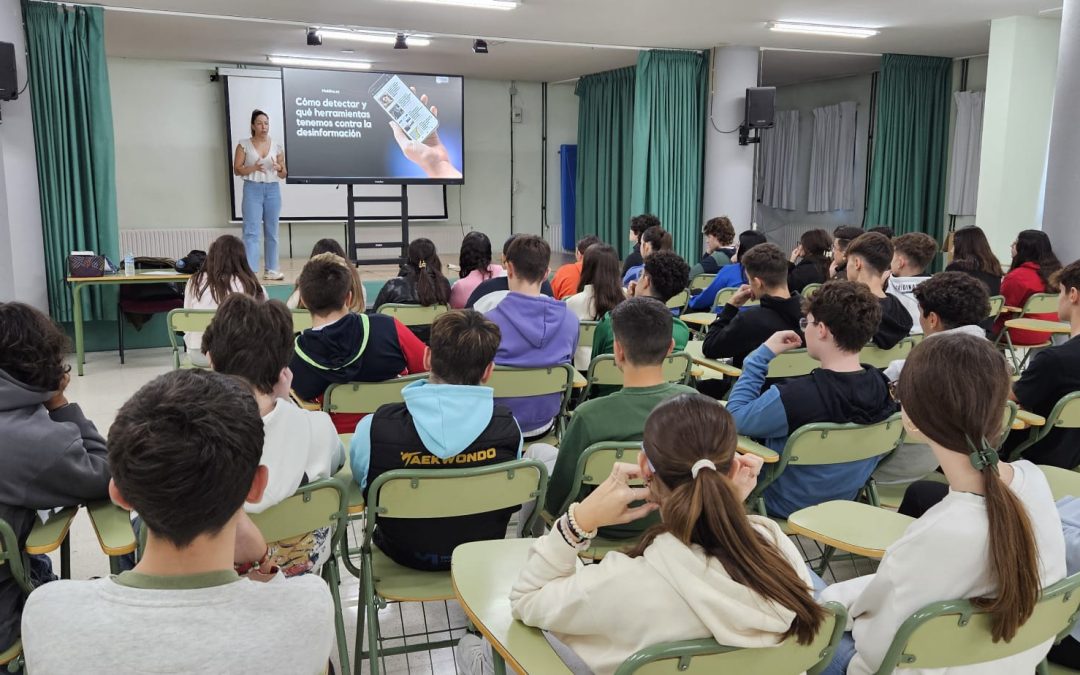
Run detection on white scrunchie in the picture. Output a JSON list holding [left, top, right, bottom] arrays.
[[690, 459, 717, 479]]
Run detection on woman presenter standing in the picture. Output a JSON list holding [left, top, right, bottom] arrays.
[[233, 109, 287, 280]]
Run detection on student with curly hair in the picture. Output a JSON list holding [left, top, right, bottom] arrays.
[[690, 216, 736, 278], [0, 302, 111, 654], [622, 213, 661, 277]]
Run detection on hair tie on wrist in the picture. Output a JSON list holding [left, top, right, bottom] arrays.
[[691, 459, 717, 479], [965, 435, 1000, 472]]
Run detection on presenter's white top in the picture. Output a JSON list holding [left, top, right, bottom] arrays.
[[239, 137, 283, 183]]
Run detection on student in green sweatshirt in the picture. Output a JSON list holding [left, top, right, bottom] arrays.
[[524, 297, 697, 538]]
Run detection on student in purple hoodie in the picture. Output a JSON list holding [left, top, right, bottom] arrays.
[[484, 235, 579, 439]]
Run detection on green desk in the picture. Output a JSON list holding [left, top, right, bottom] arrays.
[[25, 506, 79, 579], [67, 272, 191, 376], [451, 539, 572, 675], [87, 500, 136, 574], [684, 340, 743, 378]]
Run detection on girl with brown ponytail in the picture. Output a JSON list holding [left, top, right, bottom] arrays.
[[504, 394, 825, 675], [372, 237, 452, 342], [819, 332, 1066, 675]]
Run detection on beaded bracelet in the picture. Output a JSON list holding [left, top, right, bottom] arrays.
[[566, 502, 598, 540]]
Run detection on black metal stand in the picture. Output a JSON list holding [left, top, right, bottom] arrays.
[[346, 184, 410, 266]]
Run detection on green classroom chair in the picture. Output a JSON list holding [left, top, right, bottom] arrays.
[[580, 352, 692, 401], [615, 602, 848, 675], [486, 364, 576, 441], [374, 303, 449, 328], [859, 337, 918, 369], [870, 572, 1080, 674], [765, 349, 819, 379], [1008, 392, 1080, 463], [988, 294, 1005, 320], [1039, 464, 1080, 501], [994, 292, 1059, 371], [689, 273, 716, 292], [0, 518, 32, 672], [666, 289, 691, 313], [167, 308, 313, 368], [712, 286, 760, 310], [321, 375, 427, 415], [578, 320, 598, 353], [802, 283, 823, 299], [355, 459, 548, 675]]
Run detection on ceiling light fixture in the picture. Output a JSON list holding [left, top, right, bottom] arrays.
[[391, 0, 519, 11], [768, 21, 879, 38], [268, 55, 373, 70], [394, 33, 409, 49], [316, 28, 432, 47], [306, 27, 322, 46], [472, 39, 488, 54]]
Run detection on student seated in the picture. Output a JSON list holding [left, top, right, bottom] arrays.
[[372, 238, 453, 342], [621, 213, 660, 277], [787, 228, 832, 294], [465, 234, 556, 311], [527, 297, 697, 538], [993, 229, 1062, 345], [593, 250, 691, 359], [873, 272, 990, 485], [622, 225, 673, 287], [287, 238, 366, 312], [703, 243, 804, 368], [349, 311, 522, 571], [565, 243, 625, 370], [183, 233, 265, 367], [1053, 496, 1080, 669], [551, 235, 601, 300], [0, 303, 111, 656], [202, 294, 344, 576], [687, 229, 767, 311], [450, 231, 505, 309], [289, 254, 426, 433], [484, 235, 579, 438], [845, 232, 914, 348], [727, 281, 896, 519], [21, 370, 335, 673], [457, 394, 823, 675], [829, 226, 864, 280], [819, 334, 1066, 675], [689, 215, 736, 278], [1004, 259, 1080, 469], [886, 232, 938, 333], [945, 226, 1003, 297]]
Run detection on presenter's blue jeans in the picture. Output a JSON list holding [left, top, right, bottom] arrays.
[[242, 180, 281, 272]]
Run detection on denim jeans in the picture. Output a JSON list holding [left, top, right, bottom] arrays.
[[241, 180, 281, 272]]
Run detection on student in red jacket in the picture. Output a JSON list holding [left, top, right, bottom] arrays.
[[995, 230, 1062, 346]]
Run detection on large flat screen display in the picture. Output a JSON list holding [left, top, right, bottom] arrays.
[[282, 68, 464, 185]]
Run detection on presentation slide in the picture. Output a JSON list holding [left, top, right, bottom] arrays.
[[281, 68, 464, 185]]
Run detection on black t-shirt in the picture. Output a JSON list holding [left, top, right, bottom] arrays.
[[872, 294, 914, 349], [945, 262, 1002, 297], [622, 244, 643, 277], [1009, 334, 1080, 468]]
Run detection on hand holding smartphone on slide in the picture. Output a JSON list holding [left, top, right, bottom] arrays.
[[370, 74, 462, 179]]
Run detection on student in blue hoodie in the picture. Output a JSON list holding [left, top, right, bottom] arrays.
[[727, 281, 897, 519], [688, 230, 768, 311], [484, 235, 579, 438], [349, 310, 523, 571]]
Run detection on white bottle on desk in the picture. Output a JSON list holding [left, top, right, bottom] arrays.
[[124, 252, 135, 276]]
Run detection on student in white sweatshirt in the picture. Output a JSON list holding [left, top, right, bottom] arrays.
[[459, 393, 826, 675], [885, 232, 938, 335], [819, 333, 1066, 675], [202, 293, 344, 577]]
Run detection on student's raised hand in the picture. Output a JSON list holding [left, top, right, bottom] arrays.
[[764, 330, 803, 355], [572, 463, 658, 533], [626, 280, 639, 297], [728, 453, 765, 502], [790, 245, 804, 263], [730, 284, 754, 307], [45, 372, 70, 411]]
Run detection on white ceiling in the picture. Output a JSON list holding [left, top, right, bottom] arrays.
[[761, 50, 882, 87], [99, 0, 1062, 83]]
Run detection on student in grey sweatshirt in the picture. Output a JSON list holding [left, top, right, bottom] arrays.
[[0, 303, 111, 654]]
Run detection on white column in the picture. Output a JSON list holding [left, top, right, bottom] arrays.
[[702, 47, 759, 234], [975, 16, 1061, 263], [0, 0, 46, 309], [1043, 0, 1080, 264]]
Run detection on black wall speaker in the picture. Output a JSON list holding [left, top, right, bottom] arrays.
[[744, 87, 776, 129], [0, 42, 16, 102]]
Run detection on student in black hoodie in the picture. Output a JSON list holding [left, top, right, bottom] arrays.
[[830, 226, 864, 281], [702, 243, 804, 368], [621, 213, 661, 277], [290, 255, 427, 433], [787, 229, 832, 294], [845, 232, 913, 349]]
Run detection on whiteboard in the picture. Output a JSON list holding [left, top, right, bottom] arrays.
[[223, 71, 447, 222]]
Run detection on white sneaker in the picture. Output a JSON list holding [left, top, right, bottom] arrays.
[[263, 270, 285, 281]]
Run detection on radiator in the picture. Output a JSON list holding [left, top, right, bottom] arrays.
[[119, 228, 241, 260], [544, 224, 572, 254]]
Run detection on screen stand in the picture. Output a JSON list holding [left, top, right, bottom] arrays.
[[345, 184, 409, 266]]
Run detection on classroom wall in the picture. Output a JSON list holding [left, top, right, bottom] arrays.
[[0, 0, 47, 310], [106, 57, 578, 259], [755, 73, 874, 252]]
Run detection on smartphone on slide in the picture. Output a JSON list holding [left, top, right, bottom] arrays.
[[369, 74, 440, 143]]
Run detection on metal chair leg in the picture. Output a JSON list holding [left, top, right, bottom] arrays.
[[117, 304, 125, 365]]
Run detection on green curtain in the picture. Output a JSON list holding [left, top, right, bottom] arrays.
[[630, 50, 708, 264], [865, 54, 951, 242], [24, 1, 119, 323], [574, 67, 635, 258]]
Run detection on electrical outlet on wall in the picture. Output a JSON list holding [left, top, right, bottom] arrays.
[[511, 106, 523, 124]]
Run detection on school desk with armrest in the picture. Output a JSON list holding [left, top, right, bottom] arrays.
[[24, 506, 79, 580], [87, 500, 137, 574], [683, 340, 743, 378]]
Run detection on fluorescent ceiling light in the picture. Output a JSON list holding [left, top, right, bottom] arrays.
[[317, 28, 432, 47], [268, 55, 373, 70], [769, 22, 879, 38], [391, 0, 519, 10]]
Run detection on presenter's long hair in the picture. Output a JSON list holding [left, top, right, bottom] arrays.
[[191, 235, 264, 304], [458, 231, 494, 280], [405, 238, 451, 306]]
